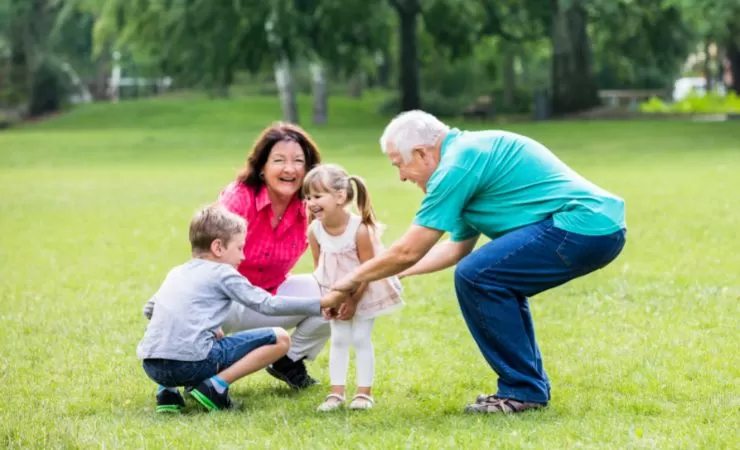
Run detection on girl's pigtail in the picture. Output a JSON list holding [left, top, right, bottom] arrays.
[[348, 175, 378, 231]]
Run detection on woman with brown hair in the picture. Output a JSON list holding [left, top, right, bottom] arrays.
[[217, 122, 327, 389]]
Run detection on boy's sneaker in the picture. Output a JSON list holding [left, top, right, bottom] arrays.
[[266, 356, 318, 390], [156, 389, 185, 413], [189, 380, 234, 411]]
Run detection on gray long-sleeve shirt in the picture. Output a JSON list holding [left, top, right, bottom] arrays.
[[136, 259, 321, 361]]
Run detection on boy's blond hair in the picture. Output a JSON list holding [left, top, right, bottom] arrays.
[[189, 203, 246, 253]]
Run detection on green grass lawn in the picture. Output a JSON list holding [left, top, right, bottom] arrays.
[[1, 94, 738, 449]]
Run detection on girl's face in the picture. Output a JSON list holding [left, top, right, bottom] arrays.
[[263, 141, 307, 200], [305, 187, 346, 223]]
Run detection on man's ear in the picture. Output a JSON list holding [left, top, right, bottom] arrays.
[[413, 146, 433, 165]]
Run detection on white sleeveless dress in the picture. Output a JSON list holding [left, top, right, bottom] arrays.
[[312, 215, 403, 319]]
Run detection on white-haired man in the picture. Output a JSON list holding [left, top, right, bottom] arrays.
[[327, 110, 627, 414]]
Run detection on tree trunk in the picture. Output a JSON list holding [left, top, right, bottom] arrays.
[[108, 50, 121, 102], [550, 0, 600, 115], [377, 49, 391, 88], [311, 61, 328, 126], [274, 58, 299, 124], [94, 48, 111, 101], [61, 62, 92, 103], [393, 0, 421, 111], [347, 71, 363, 98], [502, 42, 516, 111], [728, 35, 740, 95], [213, 63, 234, 98], [8, 27, 29, 108], [704, 40, 713, 92]]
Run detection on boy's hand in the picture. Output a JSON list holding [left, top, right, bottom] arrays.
[[214, 327, 225, 340], [320, 290, 350, 310]]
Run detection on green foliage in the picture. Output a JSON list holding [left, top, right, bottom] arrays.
[[591, 1, 693, 90], [422, 0, 480, 59], [87, 0, 392, 93], [292, 0, 391, 76], [379, 90, 463, 117], [0, 0, 95, 114], [640, 91, 740, 114], [492, 87, 534, 114], [668, 0, 740, 41]]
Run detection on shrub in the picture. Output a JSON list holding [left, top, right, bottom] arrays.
[[640, 91, 740, 114], [29, 58, 72, 117]]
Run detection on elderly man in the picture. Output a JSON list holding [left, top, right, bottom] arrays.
[[329, 110, 626, 414]]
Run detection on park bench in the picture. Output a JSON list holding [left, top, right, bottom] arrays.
[[462, 95, 495, 119], [598, 89, 669, 110]]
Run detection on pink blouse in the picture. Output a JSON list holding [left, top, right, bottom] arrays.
[[218, 182, 309, 294]]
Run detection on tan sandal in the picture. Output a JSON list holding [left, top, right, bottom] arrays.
[[349, 393, 374, 410], [465, 397, 545, 414], [316, 393, 345, 412]]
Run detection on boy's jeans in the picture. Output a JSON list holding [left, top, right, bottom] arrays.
[[142, 328, 276, 388], [454, 218, 626, 404]]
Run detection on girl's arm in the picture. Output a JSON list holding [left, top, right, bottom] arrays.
[[308, 227, 320, 270], [352, 224, 375, 302]]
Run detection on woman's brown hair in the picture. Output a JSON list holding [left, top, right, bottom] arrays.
[[237, 122, 322, 199]]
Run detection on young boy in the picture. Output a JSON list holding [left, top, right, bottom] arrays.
[[136, 203, 346, 412]]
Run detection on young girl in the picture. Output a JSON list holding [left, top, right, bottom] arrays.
[[303, 164, 403, 411]]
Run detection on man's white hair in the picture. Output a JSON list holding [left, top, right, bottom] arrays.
[[379, 110, 450, 162]]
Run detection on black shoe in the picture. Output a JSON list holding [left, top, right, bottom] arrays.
[[266, 356, 318, 390], [189, 380, 234, 411], [156, 388, 185, 413]]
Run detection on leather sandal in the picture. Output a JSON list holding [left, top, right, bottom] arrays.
[[316, 393, 345, 412], [349, 393, 375, 410]]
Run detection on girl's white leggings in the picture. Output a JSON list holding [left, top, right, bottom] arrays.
[[329, 317, 375, 387]]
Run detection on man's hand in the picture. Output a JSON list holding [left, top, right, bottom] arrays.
[[332, 274, 360, 294]]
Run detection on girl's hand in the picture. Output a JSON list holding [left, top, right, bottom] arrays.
[[322, 308, 338, 320], [337, 302, 357, 321]]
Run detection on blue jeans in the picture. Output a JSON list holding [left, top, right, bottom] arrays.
[[454, 218, 626, 404], [142, 328, 276, 388]]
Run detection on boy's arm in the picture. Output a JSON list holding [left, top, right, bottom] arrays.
[[220, 266, 344, 316]]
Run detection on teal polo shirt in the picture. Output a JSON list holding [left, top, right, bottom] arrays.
[[413, 128, 626, 242]]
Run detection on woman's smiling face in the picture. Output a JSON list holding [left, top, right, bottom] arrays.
[[263, 140, 307, 199]]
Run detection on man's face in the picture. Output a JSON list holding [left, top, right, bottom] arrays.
[[385, 142, 438, 193]]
